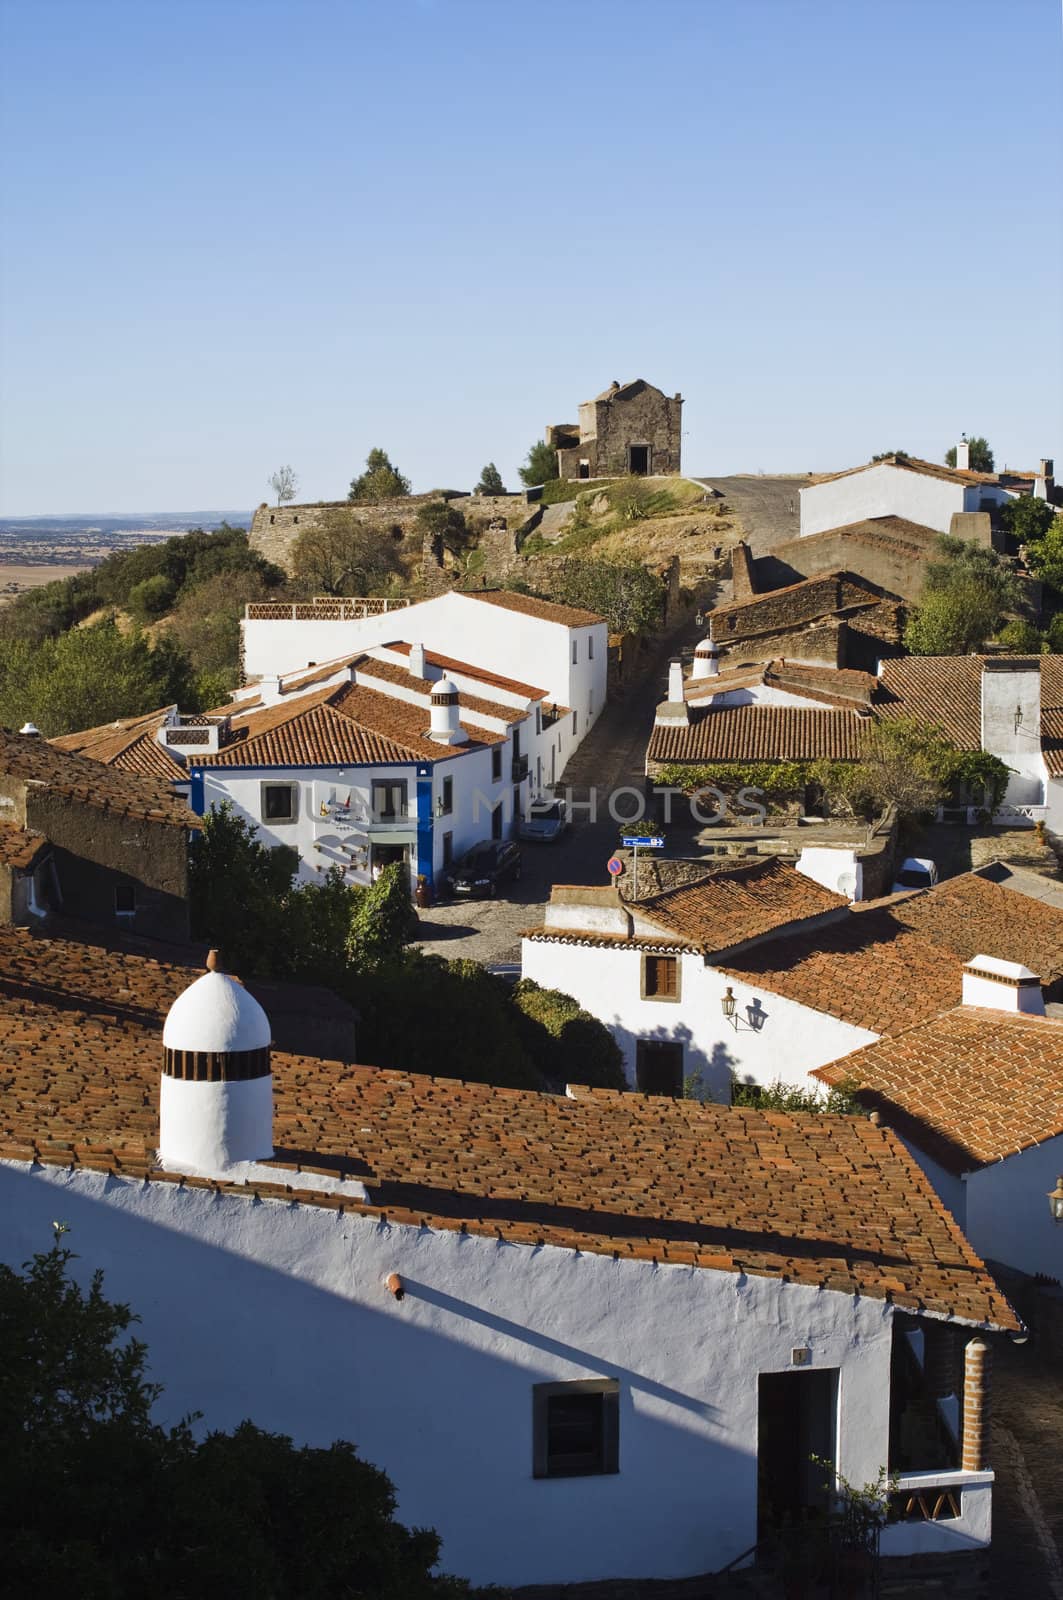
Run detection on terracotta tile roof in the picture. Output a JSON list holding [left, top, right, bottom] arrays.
[[876, 656, 1063, 763], [279, 654, 360, 693], [648, 706, 869, 764], [0, 938, 1016, 1329], [631, 858, 847, 956], [461, 589, 606, 627], [388, 643, 548, 700], [889, 872, 1063, 985], [354, 657, 524, 724], [51, 708, 186, 784], [815, 1007, 1063, 1177], [0, 729, 196, 828], [721, 910, 963, 1035], [0, 825, 47, 871], [686, 660, 877, 711], [798, 515, 940, 553], [522, 925, 690, 954], [809, 455, 1001, 489], [198, 681, 503, 768], [0, 924, 355, 1058]]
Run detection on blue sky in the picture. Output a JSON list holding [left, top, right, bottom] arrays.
[[1, 0, 1060, 514]]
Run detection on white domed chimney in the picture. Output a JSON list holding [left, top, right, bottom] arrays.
[[159, 951, 273, 1172], [429, 677, 466, 745], [691, 635, 720, 680]]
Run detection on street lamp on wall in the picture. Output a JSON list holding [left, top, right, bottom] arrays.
[[1048, 1175, 1063, 1224], [721, 986, 737, 1027]]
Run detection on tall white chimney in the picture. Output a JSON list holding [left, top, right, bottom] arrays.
[[654, 658, 690, 727], [408, 642, 427, 679], [961, 955, 1045, 1015], [691, 636, 720, 680], [668, 658, 685, 700], [956, 436, 971, 471], [159, 951, 274, 1172], [429, 677, 466, 745]]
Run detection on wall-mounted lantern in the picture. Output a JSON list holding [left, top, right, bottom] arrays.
[[1048, 1175, 1063, 1224], [721, 986, 737, 1026]]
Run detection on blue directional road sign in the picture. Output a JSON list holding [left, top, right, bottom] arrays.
[[621, 836, 664, 848]]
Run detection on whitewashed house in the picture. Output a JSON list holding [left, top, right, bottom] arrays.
[[522, 870, 1063, 1100], [177, 643, 550, 894], [0, 931, 1020, 1585], [799, 449, 1022, 539], [240, 587, 608, 784], [816, 955, 1063, 1282]]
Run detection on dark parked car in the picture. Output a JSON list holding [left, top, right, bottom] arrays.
[[446, 839, 522, 898]]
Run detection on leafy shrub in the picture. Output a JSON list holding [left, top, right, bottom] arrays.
[[127, 573, 177, 623], [511, 979, 625, 1090]]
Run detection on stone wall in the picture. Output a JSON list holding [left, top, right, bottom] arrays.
[[250, 494, 538, 579], [730, 541, 758, 601], [713, 573, 886, 645], [756, 524, 940, 602], [715, 617, 845, 669], [556, 381, 683, 478]]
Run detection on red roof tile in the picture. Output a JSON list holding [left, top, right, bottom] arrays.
[[0, 929, 1017, 1329], [815, 1006, 1063, 1175], [0, 825, 47, 871], [461, 589, 605, 627], [1, 729, 195, 827], [648, 706, 869, 764], [50, 708, 186, 783]]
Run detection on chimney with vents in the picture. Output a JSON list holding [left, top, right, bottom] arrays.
[[956, 436, 971, 471], [159, 951, 274, 1172], [408, 642, 427, 679], [961, 954, 1045, 1015], [429, 677, 466, 745], [691, 636, 720, 681]]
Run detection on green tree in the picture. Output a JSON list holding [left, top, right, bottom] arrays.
[[127, 573, 177, 623], [945, 436, 994, 472], [290, 510, 403, 596], [0, 1243, 478, 1598], [870, 450, 910, 463], [189, 803, 300, 974], [0, 619, 196, 736], [1023, 517, 1063, 594], [415, 499, 468, 556], [346, 862, 419, 973], [847, 718, 956, 820], [268, 464, 298, 505], [530, 559, 664, 634], [511, 980, 625, 1090], [518, 439, 559, 488], [995, 619, 1046, 653], [475, 462, 506, 495], [348, 447, 412, 503], [999, 495, 1058, 545], [167, 569, 282, 685], [905, 582, 1002, 655], [923, 535, 1021, 610]]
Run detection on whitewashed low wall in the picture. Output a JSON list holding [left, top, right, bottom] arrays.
[[880, 1471, 993, 1556], [1, 1159, 896, 1588]]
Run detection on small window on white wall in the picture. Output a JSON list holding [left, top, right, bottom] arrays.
[[572, 639, 578, 665], [261, 783, 298, 823], [588, 635, 594, 660]]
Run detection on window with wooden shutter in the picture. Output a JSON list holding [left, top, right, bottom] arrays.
[[643, 954, 679, 999]]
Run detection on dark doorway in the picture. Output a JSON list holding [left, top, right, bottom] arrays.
[[628, 445, 650, 475], [491, 803, 503, 840], [578, 460, 590, 479], [757, 1370, 838, 1539], [635, 1039, 683, 1096]]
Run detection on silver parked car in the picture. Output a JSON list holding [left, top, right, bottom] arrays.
[[518, 796, 569, 843]]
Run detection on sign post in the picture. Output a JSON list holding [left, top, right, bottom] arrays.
[[620, 834, 665, 900]]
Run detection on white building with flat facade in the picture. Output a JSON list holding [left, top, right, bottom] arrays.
[[0, 932, 1019, 1586], [240, 587, 608, 777], [800, 450, 1018, 539]]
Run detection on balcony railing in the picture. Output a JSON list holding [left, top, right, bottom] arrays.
[[245, 597, 411, 621], [879, 1469, 993, 1557], [511, 754, 529, 782]]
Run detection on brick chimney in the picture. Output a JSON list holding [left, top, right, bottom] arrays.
[[961, 954, 1045, 1015]]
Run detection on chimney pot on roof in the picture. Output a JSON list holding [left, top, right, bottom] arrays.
[[956, 437, 971, 471], [159, 964, 273, 1172], [668, 659, 685, 701], [18, 723, 40, 736], [962, 954, 1045, 1015], [691, 636, 720, 681], [428, 678, 466, 745]]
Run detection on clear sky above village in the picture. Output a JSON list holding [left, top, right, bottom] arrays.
[[0, 0, 1060, 515]]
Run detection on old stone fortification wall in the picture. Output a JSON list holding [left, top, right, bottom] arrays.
[[250, 495, 537, 579], [715, 618, 845, 669]]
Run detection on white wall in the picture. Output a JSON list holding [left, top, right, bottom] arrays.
[[800, 464, 967, 538], [964, 1134, 1063, 1280], [198, 740, 512, 890], [1, 1158, 896, 1588], [520, 939, 878, 1099], [241, 592, 608, 763]]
